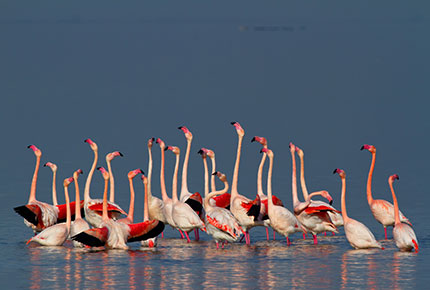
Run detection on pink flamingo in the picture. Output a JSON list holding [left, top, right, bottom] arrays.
[[83, 139, 126, 228], [118, 169, 144, 224], [262, 148, 302, 246], [389, 174, 418, 252], [333, 169, 382, 249], [229, 122, 262, 245], [290, 142, 338, 245], [70, 169, 90, 248], [106, 151, 123, 203], [361, 144, 411, 239], [27, 177, 74, 246]]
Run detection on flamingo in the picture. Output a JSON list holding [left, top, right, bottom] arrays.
[[289, 142, 338, 245], [229, 122, 262, 245], [251, 136, 284, 241], [44, 162, 58, 206], [167, 145, 206, 243], [333, 169, 382, 249], [106, 151, 123, 203], [295, 145, 343, 235], [141, 174, 159, 248], [361, 144, 411, 239], [199, 148, 231, 209], [117, 169, 144, 224], [27, 177, 74, 246], [388, 174, 418, 252], [72, 167, 164, 249], [83, 139, 126, 228], [204, 172, 243, 248], [261, 148, 302, 246], [70, 169, 90, 248]]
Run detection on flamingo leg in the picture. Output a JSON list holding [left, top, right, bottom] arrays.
[[286, 237, 291, 246], [239, 234, 245, 243], [303, 233, 306, 240], [161, 232, 164, 239], [246, 231, 251, 245], [332, 232, 335, 236], [216, 242, 219, 249], [179, 229, 185, 239], [222, 242, 225, 249], [194, 228, 199, 241], [184, 231, 191, 243], [273, 230, 276, 240], [266, 228, 269, 241], [384, 227, 387, 240], [312, 234, 318, 245], [324, 232, 327, 237]]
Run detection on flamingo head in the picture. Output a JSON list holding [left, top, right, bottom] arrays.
[[128, 168, 144, 179], [295, 146, 304, 158], [360, 144, 376, 153], [178, 126, 193, 140], [106, 151, 123, 162], [389, 174, 399, 183], [84, 138, 98, 151], [63, 177, 74, 187], [141, 173, 148, 184], [231, 121, 244, 137], [44, 162, 57, 172], [212, 171, 227, 182], [251, 136, 267, 147], [156, 138, 165, 149], [28, 145, 42, 157], [289, 142, 296, 154], [197, 148, 207, 158], [261, 148, 274, 158], [97, 167, 109, 180], [333, 168, 346, 178], [320, 190, 333, 205], [148, 137, 155, 148], [202, 148, 215, 159], [167, 146, 180, 155], [73, 169, 84, 179]]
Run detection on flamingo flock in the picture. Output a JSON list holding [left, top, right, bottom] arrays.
[[15, 122, 418, 253]]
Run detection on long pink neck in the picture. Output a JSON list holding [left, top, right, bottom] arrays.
[[180, 138, 192, 199], [74, 177, 82, 219], [257, 149, 267, 197], [159, 147, 169, 202], [205, 180, 229, 209], [84, 149, 98, 203], [107, 158, 115, 203], [389, 180, 400, 224], [290, 149, 300, 206], [340, 176, 349, 221], [127, 178, 135, 222], [172, 153, 180, 203], [64, 185, 71, 231], [28, 154, 41, 203], [147, 146, 153, 198], [299, 153, 309, 200], [203, 157, 209, 197], [231, 134, 243, 198], [51, 170, 58, 206], [102, 179, 109, 221], [366, 152, 376, 205], [143, 179, 149, 221], [267, 153, 274, 210], [210, 157, 216, 192]]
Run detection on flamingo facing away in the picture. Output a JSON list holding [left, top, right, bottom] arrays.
[[106, 151, 123, 203], [72, 167, 164, 249], [261, 148, 302, 245], [199, 148, 231, 209], [295, 146, 343, 234], [229, 122, 262, 245], [70, 169, 90, 248], [118, 169, 144, 224], [141, 174, 161, 248], [389, 175, 418, 252], [83, 139, 126, 228], [333, 169, 382, 249], [290, 142, 338, 245], [251, 136, 284, 241], [204, 172, 243, 249], [361, 144, 411, 239], [168, 146, 206, 243], [44, 162, 58, 206], [27, 177, 74, 246]]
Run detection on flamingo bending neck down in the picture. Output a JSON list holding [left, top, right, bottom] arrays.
[[389, 175, 418, 252], [361, 144, 411, 239], [261, 148, 302, 245], [333, 169, 382, 249], [27, 177, 74, 246], [118, 169, 144, 224], [106, 151, 123, 203], [70, 169, 90, 247], [229, 122, 262, 245], [83, 139, 126, 228], [168, 145, 206, 243], [204, 172, 243, 249], [290, 142, 338, 245]]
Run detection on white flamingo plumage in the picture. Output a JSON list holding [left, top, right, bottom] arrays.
[[70, 169, 90, 248]]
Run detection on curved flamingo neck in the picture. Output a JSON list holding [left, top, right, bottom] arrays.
[[257, 150, 267, 197], [84, 149, 98, 203], [366, 152, 376, 205], [102, 178, 109, 221], [210, 157, 216, 192], [203, 157, 209, 197], [389, 180, 400, 224], [180, 138, 192, 199], [147, 146, 153, 199], [204, 180, 229, 209], [340, 176, 349, 221], [298, 153, 309, 200], [51, 170, 58, 206], [74, 177, 82, 219], [267, 153, 274, 209], [127, 178, 135, 222], [290, 149, 300, 206], [172, 153, 180, 203], [231, 134, 243, 197], [159, 147, 169, 202], [28, 154, 41, 203], [107, 158, 115, 203], [143, 179, 149, 221], [64, 185, 71, 231]]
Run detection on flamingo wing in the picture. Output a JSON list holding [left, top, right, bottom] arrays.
[[241, 195, 261, 221], [127, 220, 165, 243], [304, 205, 341, 214], [56, 200, 86, 222], [71, 227, 109, 247], [14, 204, 42, 227], [212, 192, 231, 209], [206, 214, 236, 238], [185, 192, 203, 217], [88, 202, 127, 215]]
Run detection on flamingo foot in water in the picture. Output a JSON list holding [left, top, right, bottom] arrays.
[[286, 237, 291, 246], [313, 234, 318, 245], [184, 231, 191, 243], [303, 233, 306, 240]]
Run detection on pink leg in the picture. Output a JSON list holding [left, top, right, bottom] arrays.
[[313, 234, 318, 245], [384, 227, 387, 240], [239, 234, 245, 243], [247, 231, 251, 245], [303, 233, 306, 240], [286, 237, 291, 246], [216, 242, 219, 249], [179, 229, 185, 239], [266, 228, 269, 241], [161, 232, 164, 239], [222, 242, 225, 249], [194, 229, 200, 241], [273, 230, 276, 240], [324, 232, 327, 237], [184, 231, 191, 243], [332, 232, 335, 236]]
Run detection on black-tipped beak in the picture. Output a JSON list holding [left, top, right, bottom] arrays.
[[84, 139, 88, 143], [151, 137, 155, 142], [329, 200, 333, 205], [260, 149, 264, 153], [119, 152, 124, 157], [79, 170, 84, 174], [178, 126, 183, 130], [251, 137, 256, 143], [44, 163, 47, 167], [27, 145, 32, 148], [333, 169, 338, 174], [139, 169, 144, 174], [230, 121, 236, 125], [212, 171, 218, 175], [396, 175, 399, 180], [198, 149, 203, 155], [155, 139, 159, 144], [97, 167, 102, 170], [164, 147, 168, 151], [360, 146, 365, 150]]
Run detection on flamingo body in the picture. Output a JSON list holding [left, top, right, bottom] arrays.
[[393, 223, 418, 252], [70, 218, 90, 247], [210, 192, 231, 209], [27, 222, 69, 246], [344, 219, 382, 249], [369, 199, 410, 227]]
